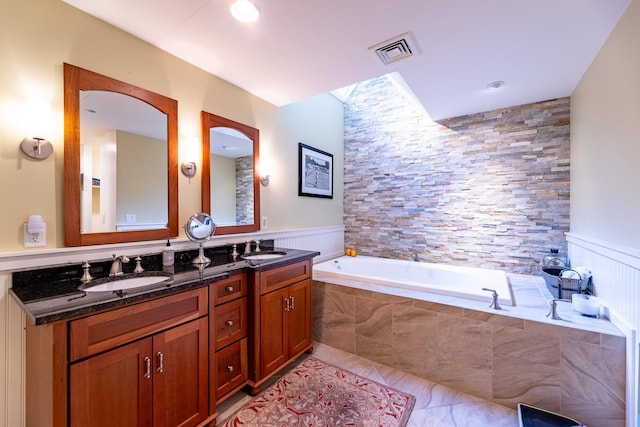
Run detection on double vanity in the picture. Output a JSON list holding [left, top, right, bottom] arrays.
[[11, 242, 318, 427]]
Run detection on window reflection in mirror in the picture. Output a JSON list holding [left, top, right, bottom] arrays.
[[79, 90, 168, 233], [201, 111, 260, 235]]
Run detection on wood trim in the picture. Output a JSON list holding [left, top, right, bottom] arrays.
[[26, 321, 68, 427], [259, 259, 311, 295], [63, 63, 178, 246], [201, 111, 260, 235], [70, 287, 208, 361]]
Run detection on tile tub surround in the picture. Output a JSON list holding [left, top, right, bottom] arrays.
[[312, 274, 626, 427]]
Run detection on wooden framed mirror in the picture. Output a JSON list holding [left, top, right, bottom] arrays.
[[201, 111, 260, 235], [64, 63, 178, 246]]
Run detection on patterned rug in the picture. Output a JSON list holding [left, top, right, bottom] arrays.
[[220, 357, 415, 426]]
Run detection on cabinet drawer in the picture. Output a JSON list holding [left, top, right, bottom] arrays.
[[215, 338, 248, 401], [259, 260, 311, 295], [213, 297, 247, 350], [211, 273, 246, 305], [70, 287, 208, 361]]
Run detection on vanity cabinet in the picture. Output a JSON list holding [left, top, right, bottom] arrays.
[[27, 287, 210, 427], [248, 259, 313, 392], [210, 273, 248, 405]]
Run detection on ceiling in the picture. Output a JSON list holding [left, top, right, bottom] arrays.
[[63, 0, 630, 121]]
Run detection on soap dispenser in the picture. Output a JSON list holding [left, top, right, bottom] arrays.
[[162, 240, 175, 266]]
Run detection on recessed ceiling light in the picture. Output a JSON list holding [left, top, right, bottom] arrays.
[[486, 81, 506, 91], [230, 0, 259, 23]]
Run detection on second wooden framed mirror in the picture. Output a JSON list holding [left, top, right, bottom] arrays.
[[201, 112, 260, 235]]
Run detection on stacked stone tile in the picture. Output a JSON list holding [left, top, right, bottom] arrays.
[[344, 77, 570, 274]]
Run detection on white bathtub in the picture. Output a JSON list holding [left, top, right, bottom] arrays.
[[313, 255, 515, 306]]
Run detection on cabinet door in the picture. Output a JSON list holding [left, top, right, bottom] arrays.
[[260, 287, 288, 377], [153, 317, 209, 427], [70, 338, 153, 427], [287, 279, 312, 356]]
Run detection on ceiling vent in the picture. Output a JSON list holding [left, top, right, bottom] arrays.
[[369, 32, 418, 65]]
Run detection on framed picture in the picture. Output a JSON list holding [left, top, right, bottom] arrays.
[[298, 143, 333, 198]]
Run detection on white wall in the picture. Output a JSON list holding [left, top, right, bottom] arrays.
[[569, 1, 640, 423], [570, 0, 640, 249]]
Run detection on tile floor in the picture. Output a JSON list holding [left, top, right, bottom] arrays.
[[216, 342, 519, 426]]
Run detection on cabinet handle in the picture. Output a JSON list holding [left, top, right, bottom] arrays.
[[290, 296, 295, 310], [144, 357, 151, 379], [226, 365, 234, 372], [226, 286, 234, 292], [284, 296, 290, 311], [157, 352, 164, 373], [226, 320, 234, 327]]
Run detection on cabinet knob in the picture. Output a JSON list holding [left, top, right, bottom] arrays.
[[226, 320, 234, 327], [226, 286, 234, 292], [226, 365, 234, 372]]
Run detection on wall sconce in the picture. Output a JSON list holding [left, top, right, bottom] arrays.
[[181, 161, 197, 178], [20, 100, 53, 160], [260, 155, 273, 186]]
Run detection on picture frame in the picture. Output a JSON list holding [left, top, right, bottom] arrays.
[[298, 143, 333, 198]]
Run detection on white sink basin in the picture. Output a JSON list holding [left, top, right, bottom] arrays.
[[242, 251, 287, 261], [243, 251, 287, 266], [80, 275, 170, 293]]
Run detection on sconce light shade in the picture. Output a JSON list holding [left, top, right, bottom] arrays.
[[260, 155, 273, 186], [181, 161, 197, 178], [21, 99, 53, 160], [21, 137, 53, 160]]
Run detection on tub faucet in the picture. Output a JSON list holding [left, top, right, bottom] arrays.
[[411, 252, 420, 262], [481, 288, 502, 310], [546, 298, 572, 320], [109, 254, 130, 277]]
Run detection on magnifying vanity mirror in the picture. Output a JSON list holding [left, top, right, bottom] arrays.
[[184, 212, 216, 264], [201, 112, 260, 235], [63, 63, 178, 246]]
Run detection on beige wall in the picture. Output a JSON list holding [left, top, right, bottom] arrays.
[[0, 0, 344, 253], [570, 0, 639, 249]]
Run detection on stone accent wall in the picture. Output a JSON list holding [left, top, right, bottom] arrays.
[[235, 156, 254, 224], [344, 77, 570, 274], [313, 281, 626, 427]]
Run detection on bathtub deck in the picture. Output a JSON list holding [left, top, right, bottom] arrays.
[[312, 272, 626, 427], [313, 266, 622, 337]]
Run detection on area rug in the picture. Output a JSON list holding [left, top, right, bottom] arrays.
[[220, 356, 415, 426]]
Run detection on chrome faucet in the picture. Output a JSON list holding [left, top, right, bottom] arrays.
[[547, 298, 572, 320], [411, 252, 420, 262], [481, 288, 502, 310], [109, 254, 130, 277]]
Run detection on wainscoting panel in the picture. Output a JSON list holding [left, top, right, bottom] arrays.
[[567, 232, 639, 426]]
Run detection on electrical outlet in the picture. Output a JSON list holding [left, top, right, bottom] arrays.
[[125, 214, 136, 224], [23, 223, 46, 248], [261, 216, 268, 229]]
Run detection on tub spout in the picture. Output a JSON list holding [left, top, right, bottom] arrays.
[[481, 288, 502, 310], [546, 298, 572, 320], [411, 252, 420, 262]]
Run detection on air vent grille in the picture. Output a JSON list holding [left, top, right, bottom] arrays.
[[369, 32, 417, 65]]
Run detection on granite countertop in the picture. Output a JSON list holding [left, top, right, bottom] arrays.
[[10, 245, 319, 326]]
